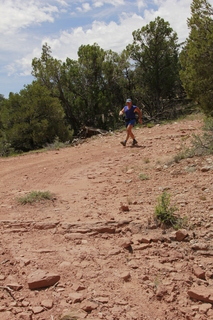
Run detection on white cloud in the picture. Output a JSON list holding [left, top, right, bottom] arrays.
[[41, 13, 144, 62], [56, 0, 69, 6], [1, 0, 213, 98], [93, 1, 104, 8], [0, 0, 58, 34], [144, 0, 192, 43], [92, 0, 125, 6], [136, 0, 146, 10], [77, 2, 92, 12]]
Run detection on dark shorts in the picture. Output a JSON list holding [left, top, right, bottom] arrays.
[[125, 119, 136, 127]]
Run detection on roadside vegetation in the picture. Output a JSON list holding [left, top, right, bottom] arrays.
[[154, 191, 188, 230], [17, 191, 54, 205]]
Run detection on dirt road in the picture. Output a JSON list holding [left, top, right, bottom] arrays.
[[0, 116, 213, 320]]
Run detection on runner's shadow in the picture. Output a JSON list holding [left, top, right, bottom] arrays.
[[128, 145, 146, 149]]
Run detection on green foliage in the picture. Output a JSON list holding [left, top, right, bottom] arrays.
[[179, 0, 213, 116], [0, 82, 72, 152], [17, 191, 53, 205], [32, 43, 124, 133], [127, 16, 182, 118], [154, 191, 178, 227], [32, 44, 81, 133], [0, 136, 14, 157]]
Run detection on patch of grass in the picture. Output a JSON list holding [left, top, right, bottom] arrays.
[[199, 195, 206, 201], [170, 117, 213, 164], [139, 173, 149, 180], [184, 166, 196, 173], [45, 136, 70, 151], [173, 216, 189, 230], [144, 157, 150, 164], [17, 191, 54, 205], [146, 123, 155, 128]]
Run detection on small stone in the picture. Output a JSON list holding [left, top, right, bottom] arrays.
[[32, 306, 44, 314], [120, 271, 131, 281], [119, 204, 129, 212], [18, 312, 33, 320], [68, 292, 83, 303], [175, 229, 188, 241], [41, 299, 53, 309], [193, 266, 206, 280], [81, 300, 98, 312]]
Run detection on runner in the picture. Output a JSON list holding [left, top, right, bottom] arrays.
[[119, 98, 142, 146]]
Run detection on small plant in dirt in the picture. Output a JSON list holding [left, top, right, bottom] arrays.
[[139, 173, 149, 180], [146, 122, 155, 128], [17, 191, 54, 204], [154, 191, 179, 228], [144, 157, 150, 164]]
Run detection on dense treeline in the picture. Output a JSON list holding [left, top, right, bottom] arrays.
[[0, 0, 213, 155]]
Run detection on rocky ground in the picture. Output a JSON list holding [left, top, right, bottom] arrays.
[[0, 114, 213, 320]]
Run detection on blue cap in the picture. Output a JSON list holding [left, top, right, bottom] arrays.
[[126, 98, 132, 103]]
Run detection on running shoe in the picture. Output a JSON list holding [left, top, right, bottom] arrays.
[[132, 139, 138, 146], [120, 141, 126, 146]]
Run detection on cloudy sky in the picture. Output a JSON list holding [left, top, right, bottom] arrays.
[[1, 0, 213, 98]]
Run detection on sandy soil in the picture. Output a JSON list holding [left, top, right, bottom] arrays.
[[0, 115, 213, 320]]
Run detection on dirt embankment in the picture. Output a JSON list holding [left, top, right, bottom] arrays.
[[0, 116, 213, 320]]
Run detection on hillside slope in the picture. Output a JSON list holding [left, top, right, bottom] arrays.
[[0, 116, 213, 320]]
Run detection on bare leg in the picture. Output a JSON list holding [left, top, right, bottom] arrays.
[[126, 124, 135, 141], [121, 124, 136, 146]]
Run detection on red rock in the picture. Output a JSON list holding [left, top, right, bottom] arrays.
[[27, 270, 60, 290], [193, 266, 206, 280], [175, 229, 188, 241], [188, 285, 213, 303], [81, 300, 98, 312]]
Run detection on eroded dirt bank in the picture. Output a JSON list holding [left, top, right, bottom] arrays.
[[0, 116, 213, 320]]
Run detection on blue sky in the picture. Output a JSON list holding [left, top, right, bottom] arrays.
[[1, 0, 212, 98]]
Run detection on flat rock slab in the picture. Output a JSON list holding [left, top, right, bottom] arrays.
[[188, 285, 213, 303], [27, 269, 60, 290]]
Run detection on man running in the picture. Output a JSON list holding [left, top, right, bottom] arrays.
[[119, 98, 142, 146]]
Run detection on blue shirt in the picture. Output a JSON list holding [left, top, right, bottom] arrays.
[[123, 105, 137, 119]]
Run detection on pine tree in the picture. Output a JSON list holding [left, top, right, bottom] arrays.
[[180, 0, 213, 116]]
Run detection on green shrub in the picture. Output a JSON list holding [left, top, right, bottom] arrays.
[[154, 191, 188, 229], [0, 135, 14, 157], [17, 191, 53, 204], [154, 191, 178, 227]]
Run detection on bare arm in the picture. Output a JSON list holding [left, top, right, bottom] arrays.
[[119, 108, 124, 116], [135, 107, 142, 123]]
